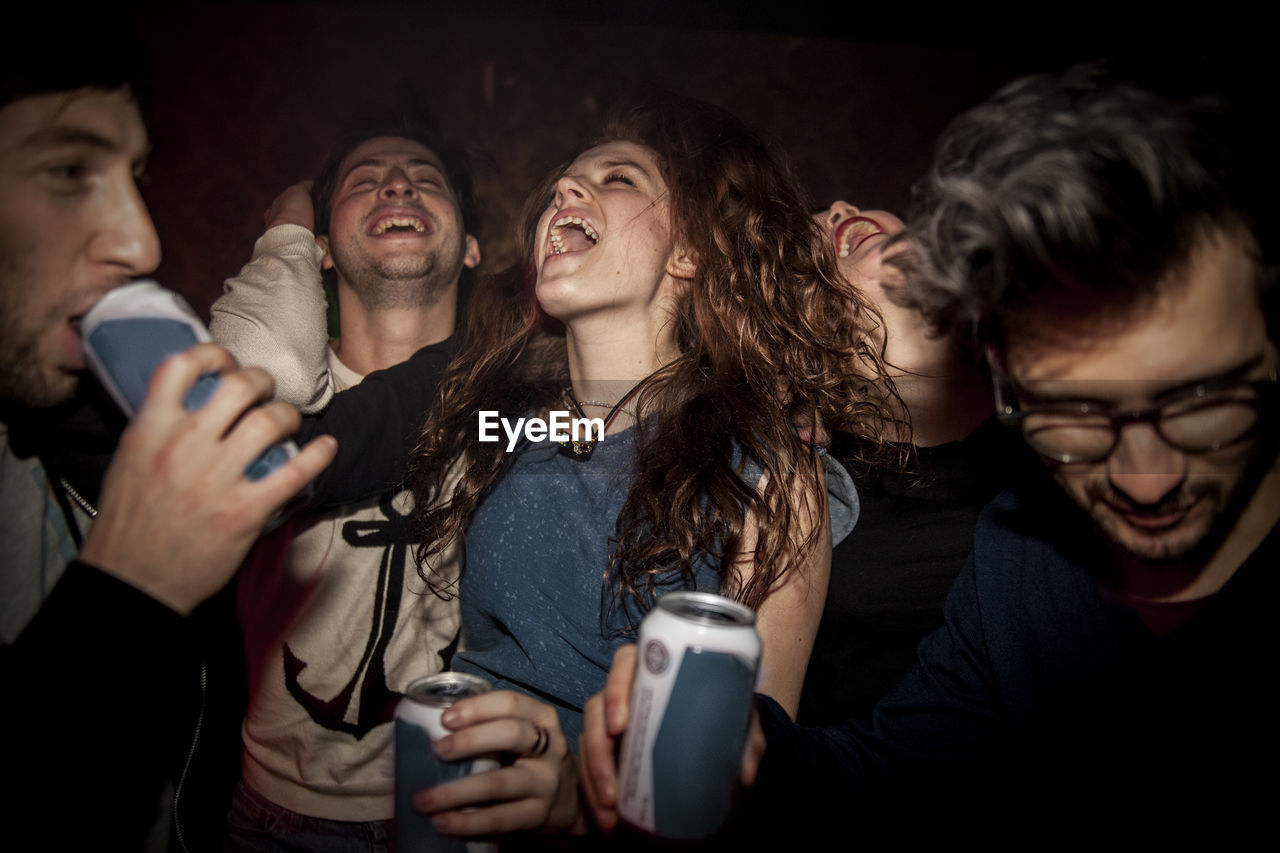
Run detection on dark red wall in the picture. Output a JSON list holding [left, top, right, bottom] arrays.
[[134, 3, 1101, 315]]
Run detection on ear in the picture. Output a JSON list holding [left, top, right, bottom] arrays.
[[315, 234, 334, 271], [463, 234, 481, 269], [665, 244, 697, 280]]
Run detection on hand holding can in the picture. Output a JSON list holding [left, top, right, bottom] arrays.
[[76, 340, 335, 615], [395, 674, 499, 853], [80, 280, 300, 482], [616, 591, 762, 839]]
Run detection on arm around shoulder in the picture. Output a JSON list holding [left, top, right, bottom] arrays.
[[296, 337, 456, 510]]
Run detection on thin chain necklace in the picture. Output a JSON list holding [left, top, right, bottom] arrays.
[[558, 361, 675, 460], [576, 399, 635, 417]]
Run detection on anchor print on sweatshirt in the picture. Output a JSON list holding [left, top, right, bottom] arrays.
[[282, 491, 459, 739]]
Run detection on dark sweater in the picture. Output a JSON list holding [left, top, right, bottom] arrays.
[[754, 484, 1278, 838], [799, 421, 1013, 724]]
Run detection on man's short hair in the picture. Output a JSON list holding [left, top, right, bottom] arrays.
[[311, 110, 479, 241], [903, 60, 1274, 353], [2, 16, 148, 109]]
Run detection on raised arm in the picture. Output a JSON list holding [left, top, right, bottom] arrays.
[[209, 182, 333, 413]]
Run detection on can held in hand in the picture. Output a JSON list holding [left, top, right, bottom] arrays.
[[617, 591, 762, 839], [395, 673, 498, 853], [80, 280, 299, 483]]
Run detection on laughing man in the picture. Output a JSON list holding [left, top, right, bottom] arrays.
[[210, 117, 481, 847]]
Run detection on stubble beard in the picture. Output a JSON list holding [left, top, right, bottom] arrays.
[[0, 335, 73, 408], [1068, 460, 1262, 567], [1079, 480, 1220, 563], [0, 255, 78, 409], [338, 242, 465, 312]]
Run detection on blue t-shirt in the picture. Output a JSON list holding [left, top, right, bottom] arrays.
[[453, 426, 858, 742]]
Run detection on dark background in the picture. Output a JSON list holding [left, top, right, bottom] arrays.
[[128, 2, 1191, 315]]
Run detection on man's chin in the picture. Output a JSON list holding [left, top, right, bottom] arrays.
[[372, 258, 435, 280], [1090, 503, 1215, 563], [32, 373, 80, 409], [0, 362, 79, 410]]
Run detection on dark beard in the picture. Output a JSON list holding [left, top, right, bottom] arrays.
[[1080, 478, 1220, 561], [338, 245, 463, 312], [0, 268, 76, 408], [1080, 438, 1280, 595], [0, 333, 68, 408]]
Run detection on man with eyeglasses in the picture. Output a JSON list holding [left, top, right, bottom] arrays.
[[758, 61, 1276, 832], [578, 59, 1277, 842]]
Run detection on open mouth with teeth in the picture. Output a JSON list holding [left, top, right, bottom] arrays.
[[834, 216, 886, 258], [369, 214, 429, 236], [549, 215, 600, 255]]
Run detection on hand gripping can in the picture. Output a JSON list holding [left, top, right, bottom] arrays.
[[80, 280, 300, 484], [395, 673, 499, 853], [617, 591, 762, 839]]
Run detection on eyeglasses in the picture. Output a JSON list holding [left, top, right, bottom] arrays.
[[994, 366, 1278, 465]]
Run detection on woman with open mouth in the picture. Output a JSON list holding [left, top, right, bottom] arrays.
[[797, 200, 1010, 728], [400, 92, 897, 839]]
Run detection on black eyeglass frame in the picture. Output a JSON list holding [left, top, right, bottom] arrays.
[[992, 366, 1279, 465]]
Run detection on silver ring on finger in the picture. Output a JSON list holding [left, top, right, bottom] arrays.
[[529, 723, 550, 758]]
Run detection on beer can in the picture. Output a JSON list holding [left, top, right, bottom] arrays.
[[395, 673, 498, 853], [617, 591, 762, 839], [80, 280, 299, 483]]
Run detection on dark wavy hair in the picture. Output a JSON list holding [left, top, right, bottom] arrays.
[[407, 90, 896, 626], [903, 60, 1274, 355]]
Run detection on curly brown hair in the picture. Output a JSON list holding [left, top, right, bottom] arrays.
[[407, 90, 897, 629]]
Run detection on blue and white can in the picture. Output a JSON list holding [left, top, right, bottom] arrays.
[[80, 280, 299, 483], [395, 673, 498, 853], [617, 591, 762, 839]]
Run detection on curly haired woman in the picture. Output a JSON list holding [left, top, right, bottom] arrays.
[[402, 91, 897, 838]]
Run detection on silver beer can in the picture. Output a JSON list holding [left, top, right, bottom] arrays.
[[395, 672, 498, 853], [617, 591, 762, 839]]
